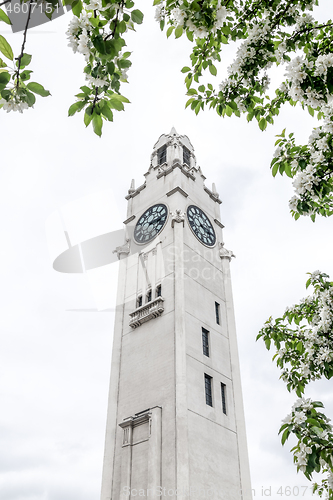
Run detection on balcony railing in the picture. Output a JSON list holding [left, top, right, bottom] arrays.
[[129, 297, 164, 328]]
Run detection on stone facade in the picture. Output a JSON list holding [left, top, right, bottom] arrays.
[[100, 129, 252, 500]]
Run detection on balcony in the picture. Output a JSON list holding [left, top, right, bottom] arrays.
[[129, 297, 164, 328]]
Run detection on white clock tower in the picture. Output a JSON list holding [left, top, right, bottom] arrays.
[[100, 129, 252, 500]]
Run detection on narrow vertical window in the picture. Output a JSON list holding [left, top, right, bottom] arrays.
[[137, 295, 142, 308], [156, 285, 162, 297], [158, 145, 167, 165], [221, 383, 227, 415], [204, 374, 213, 407], [202, 328, 209, 357], [215, 301, 220, 325], [146, 289, 152, 303], [183, 146, 191, 167]]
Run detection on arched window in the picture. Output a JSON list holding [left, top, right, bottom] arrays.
[[183, 146, 191, 167], [158, 145, 167, 165]]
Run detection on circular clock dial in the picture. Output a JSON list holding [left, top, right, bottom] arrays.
[[134, 204, 168, 243], [187, 205, 216, 247]]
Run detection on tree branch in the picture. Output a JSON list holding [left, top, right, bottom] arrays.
[[104, 0, 124, 41], [15, 0, 33, 90], [91, 85, 99, 114]]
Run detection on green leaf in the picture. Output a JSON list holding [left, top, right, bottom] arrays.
[[153, 0, 161, 4], [0, 70, 10, 85], [68, 101, 85, 116], [20, 70, 32, 81], [93, 35, 106, 55], [25, 90, 36, 107], [117, 20, 127, 33], [106, 62, 115, 75], [131, 9, 143, 24], [186, 29, 193, 42], [272, 163, 279, 177], [284, 162, 292, 178], [26, 82, 51, 97], [0, 35, 13, 61], [281, 428, 290, 445], [101, 104, 113, 121], [209, 64, 217, 76], [89, 17, 100, 28], [166, 26, 174, 38], [187, 88, 197, 95], [118, 58, 131, 69], [80, 86, 91, 94], [72, 0, 82, 17], [84, 110, 93, 127], [225, 105, 232, 117], [108, 93, 130, 103], [185, 97, 195, 109], [259, 118, 267, 131], [307, 418, 320, 426], [16, 53, 32, 69], [0, 8, 11, 25], [0, 57, 6, 68], [181, 66, 191, 73], [308, 106, 314, 117], [92, 113, 103, 136], [175, 26, 183, 39], [109, 97, 124, 111]]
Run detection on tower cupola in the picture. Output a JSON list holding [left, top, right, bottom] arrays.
[[150, 127, 197, 171]]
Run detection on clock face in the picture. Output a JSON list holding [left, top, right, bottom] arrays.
[[187, 205, 216, 247], [134, 204, 168, 244]]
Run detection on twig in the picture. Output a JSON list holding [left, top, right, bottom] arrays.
[[15, 0, 33, 90], [91, 85, 99, 114], [104, 0, 124, 41]]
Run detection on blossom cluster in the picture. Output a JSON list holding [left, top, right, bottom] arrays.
[[154, 0, 230, 39], [156, 0, 333, 220], [280, 397, 333, 492], [272, 106, 333, 219], [0, 54, 50, 114], [259, 272, 333, 497], [64, 0, 143, 135], [0, 96, 29, 113], [260, 271, 333, 392]]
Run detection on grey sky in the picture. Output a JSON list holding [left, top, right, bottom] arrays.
[[1, 2, 333, 499]]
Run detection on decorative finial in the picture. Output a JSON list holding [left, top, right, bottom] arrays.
[[128, 179, 135, 194], [212, 183, 218, 195], [169, 126, 178, 136]]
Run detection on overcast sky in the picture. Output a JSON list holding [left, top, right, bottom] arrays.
[[1, 2, 333, 500]]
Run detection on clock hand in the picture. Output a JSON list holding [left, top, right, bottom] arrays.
[[199, 222, 214, 236], [149, 216, 162, 225]]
